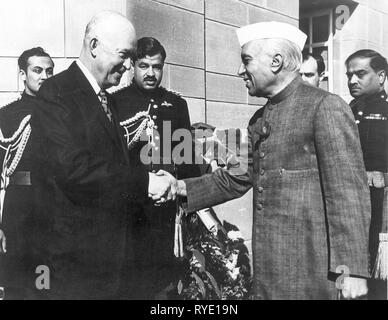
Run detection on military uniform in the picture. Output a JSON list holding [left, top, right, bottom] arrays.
[[113, 83, 199, 299], [0, 92, 38, 299], [350, 90, 388, 300]]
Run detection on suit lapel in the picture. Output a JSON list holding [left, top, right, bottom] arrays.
[[69, 63, 123, 151]]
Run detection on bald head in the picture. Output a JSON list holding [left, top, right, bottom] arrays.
[[83, 11, 136, 50], [80, 11, 137, 89]]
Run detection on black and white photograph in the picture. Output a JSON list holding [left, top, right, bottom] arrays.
[[0, 0, 387, 305]]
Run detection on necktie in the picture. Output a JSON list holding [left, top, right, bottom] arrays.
[[99, 90, 113, 122]]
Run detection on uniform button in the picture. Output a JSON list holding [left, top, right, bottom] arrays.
[[258, 186, 264, 193], [257, 203, 263, 210], [260, 169, 265, 175], [358, 111, 363, 116], [154, 125, 158, 130], [153, 104, 158, 109], [155, 147, 159, 151], [150, 99, 155, 103], [259, 152, 265, 159], [356, 120, 360, 124], [155, 136, 160, 141], [152, 115, 158, 120]]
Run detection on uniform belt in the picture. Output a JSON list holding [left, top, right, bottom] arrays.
[[9, 171, 31, 186]]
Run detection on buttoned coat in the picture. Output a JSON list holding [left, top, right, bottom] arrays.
[[184, 76, 371, 300], [30, 62, 149, 299]]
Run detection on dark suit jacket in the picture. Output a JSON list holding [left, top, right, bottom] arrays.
[[31, 62, 149, 299], [184, 76, 371, 299]]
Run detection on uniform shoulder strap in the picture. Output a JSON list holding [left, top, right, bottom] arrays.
[[160, 86, 182, 97]]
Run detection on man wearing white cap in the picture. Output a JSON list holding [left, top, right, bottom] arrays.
[[161, 21, 371, 299]]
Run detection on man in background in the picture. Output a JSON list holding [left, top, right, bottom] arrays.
[[300, 52, 325, 87], [0, 47, 54, 299], [346, 49, 388, 300], [114, 37, 199, 299]]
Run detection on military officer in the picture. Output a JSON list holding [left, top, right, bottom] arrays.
[[113, 37, 199, 299], [0, 47, 54, 299], [346, 49, 388, 300]]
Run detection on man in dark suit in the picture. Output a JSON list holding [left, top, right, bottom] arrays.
[[0, 47, 54, 299], [346, 49, 388, 300], [113, 37, 199, 299], [162, 21, 371, 299], [31, 11, 172, 300]]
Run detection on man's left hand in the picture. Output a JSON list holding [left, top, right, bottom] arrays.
[[367, 171, 385, 188], [341, 277, 368, 299]]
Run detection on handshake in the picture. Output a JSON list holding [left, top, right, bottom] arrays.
[[148, 170, 187, 203]]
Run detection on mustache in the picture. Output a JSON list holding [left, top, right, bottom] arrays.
[[144, 76, 157, 82]]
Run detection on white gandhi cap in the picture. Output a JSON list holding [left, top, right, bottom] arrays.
[[236, 21, 307, 51]]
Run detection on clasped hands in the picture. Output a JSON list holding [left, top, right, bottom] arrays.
[[148, 170, 186, 204]]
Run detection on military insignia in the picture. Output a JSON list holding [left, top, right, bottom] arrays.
[[109, 83, 131, 94], [161, 86, 182, 97], [119, 102, 157, 150], [365, 114, 387, 120], [161, 101, 173, 107]]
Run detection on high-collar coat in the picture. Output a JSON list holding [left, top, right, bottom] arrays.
[[184, 76, 371, 300]]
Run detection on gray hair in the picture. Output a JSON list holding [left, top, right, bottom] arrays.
[[263, 38, 302, 72]]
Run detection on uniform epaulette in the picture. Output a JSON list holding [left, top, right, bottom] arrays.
[[0, 94, 22, 111], [109, 82, 132, 95], [161, 86, 182, 97]]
